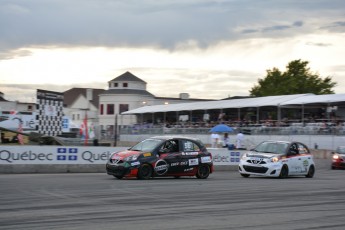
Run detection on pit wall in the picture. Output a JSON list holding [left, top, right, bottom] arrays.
[[0, 146, 332, 173]]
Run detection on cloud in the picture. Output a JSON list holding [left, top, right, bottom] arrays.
[[1, 0, 344, 53]]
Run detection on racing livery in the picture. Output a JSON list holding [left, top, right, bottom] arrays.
[[239, 140, 315, 178], [106, 136, 213, 179]]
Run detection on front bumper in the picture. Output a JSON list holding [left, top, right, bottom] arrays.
[[238, 162, 283, 177], [106, 163, 132, 177], [331, 160, 345, 169]]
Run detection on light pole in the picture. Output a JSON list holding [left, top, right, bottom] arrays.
[[114, 114, 118, 146]]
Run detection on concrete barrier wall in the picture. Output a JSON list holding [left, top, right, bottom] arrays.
[[0, 146, 332, 173]]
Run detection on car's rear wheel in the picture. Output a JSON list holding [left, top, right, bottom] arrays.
[[196, 164, 210, 179], [240, 173, 250, 178], [305, 165, 315, 178], [279, 165, 289, 179], [137, 164, 153, 180]]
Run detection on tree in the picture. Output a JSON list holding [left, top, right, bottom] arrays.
[[249, 59, 337, 97]]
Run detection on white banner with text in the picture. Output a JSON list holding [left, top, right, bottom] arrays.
[[0, 146, 243, 165]]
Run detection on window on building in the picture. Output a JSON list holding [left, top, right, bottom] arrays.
[[123, 83, 128, 87], [119, 104, 129, 113], [114, 83, 118, 87], [107, 104, 115, 115], [100, 104, 104, 115]]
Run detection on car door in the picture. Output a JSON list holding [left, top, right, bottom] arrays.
[[286, 143, 302, 175], [179, 139, 201, 171], [157, 139, 185, 174], [297, 142, 311, 174]]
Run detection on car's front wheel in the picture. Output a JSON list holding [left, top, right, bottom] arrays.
[[196, 164, 210, 179], [137, 164, 153, 180], [305, 165, 315, 178], [279, 165, 289, 179]]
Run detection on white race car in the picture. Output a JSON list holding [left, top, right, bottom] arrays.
[[238, 140, 315, 178]]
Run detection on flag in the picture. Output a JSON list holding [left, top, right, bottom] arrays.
[[17, 120, 24, 145], [81, 112, 88, 146], [88, 123, 95, 139]]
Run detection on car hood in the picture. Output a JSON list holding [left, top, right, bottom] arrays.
[[111, 150, 142, 160], [246, 151, 282, 159]]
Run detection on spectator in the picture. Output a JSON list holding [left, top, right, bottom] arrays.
[[210, 132, 220, 148], [236, 130, 245, 149], [222, 133, 230, 148]]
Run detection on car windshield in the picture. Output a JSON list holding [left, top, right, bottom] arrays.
[[254, 142, 289, 154], [336, 146, 345, 154], [129, 138, 164, 152]]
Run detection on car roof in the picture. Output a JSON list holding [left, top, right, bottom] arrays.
[[261, 140, 292, 144], [149, 135, 202, 142]]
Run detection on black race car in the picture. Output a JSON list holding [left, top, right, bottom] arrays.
[[106, 136, 213, 179]]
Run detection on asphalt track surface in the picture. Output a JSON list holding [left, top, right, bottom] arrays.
[[0, 159, 344, 230]]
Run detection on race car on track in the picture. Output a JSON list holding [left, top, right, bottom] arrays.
[[106, 136, 214, 179], [238, 140, 315, 178], [331, 146, 345, 169]]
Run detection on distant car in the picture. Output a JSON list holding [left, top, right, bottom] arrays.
[[238, 140, 315, 178], [106, 136, 214, 179], [331, 146, 345, 169]]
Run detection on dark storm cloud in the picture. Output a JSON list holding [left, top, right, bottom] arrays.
[[1, 0, 345, 56]]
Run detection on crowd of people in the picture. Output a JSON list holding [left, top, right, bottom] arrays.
[[210, 130, 245, 149]]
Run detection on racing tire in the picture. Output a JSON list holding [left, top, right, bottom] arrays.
[[240, 173, 250, 178], [196, 164, 210, 179], [114, 175, 124, 179], [137, 164, 153, 180], [279, 165, 289, 179], [305, 165, 315, 178]]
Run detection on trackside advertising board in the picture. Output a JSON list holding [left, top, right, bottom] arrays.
[[0, 146, 243, 165]]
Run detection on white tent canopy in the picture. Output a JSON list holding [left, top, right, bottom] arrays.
[[122, 94, 315, 115], [280, 94, 345, 106]]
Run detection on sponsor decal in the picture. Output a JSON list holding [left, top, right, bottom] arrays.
[[184, 168, 193, 172], [171, 162, 180, 167], [230, 151, 241, 157], [189, 158, 199, 166], [182, 152, 199, 156], [57, 148, 78, 161], [201, 156, 212, 163], [82, 151, 112, 163], [143, 153, 152, 157], [131, 161, 140, 166], [303, 160, 309, 166], [213, 154, 229, 162], [154, 159, 169, 175], [180, 161, 188, 166], [0, 150, 54, 163]]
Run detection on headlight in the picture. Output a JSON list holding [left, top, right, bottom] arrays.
[[333, 154, 343, 160], [124, 155, 139, 161], [271, 156, 280, 163]]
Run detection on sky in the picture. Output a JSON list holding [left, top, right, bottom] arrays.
[[1, 0, 345, 103]]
